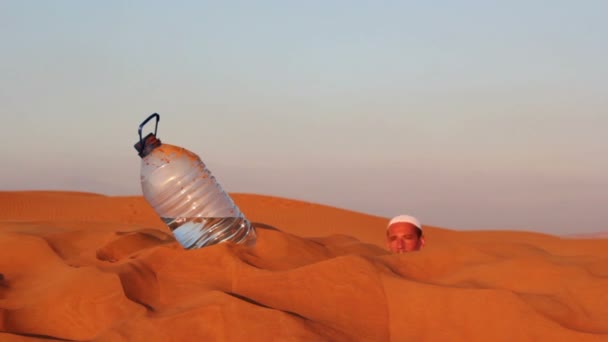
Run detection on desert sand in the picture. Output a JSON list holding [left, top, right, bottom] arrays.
[[0, 191, 607, 341]]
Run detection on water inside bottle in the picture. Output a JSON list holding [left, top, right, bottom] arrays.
[[161, 217, 256, 249]]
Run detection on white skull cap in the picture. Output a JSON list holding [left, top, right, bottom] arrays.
[[387, 215, 422, 231]]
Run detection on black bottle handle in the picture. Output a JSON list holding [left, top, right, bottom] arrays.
[[138, 113, 160, 146]]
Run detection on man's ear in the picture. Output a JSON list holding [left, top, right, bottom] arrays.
[[420, 236, 425, 248]]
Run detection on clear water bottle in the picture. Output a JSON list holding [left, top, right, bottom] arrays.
[[133, 113, 256, 249]]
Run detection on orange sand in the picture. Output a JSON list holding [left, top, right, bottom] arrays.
[[0, 191, 607, 341]]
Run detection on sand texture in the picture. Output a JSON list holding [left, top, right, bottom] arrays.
[[0, 191, 607, 341]]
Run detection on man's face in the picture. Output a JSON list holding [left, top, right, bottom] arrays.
[[386, 223, 424, 253]]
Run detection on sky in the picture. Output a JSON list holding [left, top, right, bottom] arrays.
[[1, 1, 607, 235]]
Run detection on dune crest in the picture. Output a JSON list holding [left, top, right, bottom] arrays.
[[0, 191, 607, 341]]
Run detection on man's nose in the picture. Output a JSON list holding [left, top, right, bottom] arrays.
[[397, 239, 405, 247]]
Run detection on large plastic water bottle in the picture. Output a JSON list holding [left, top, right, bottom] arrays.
[[133, 113, 256, 249]]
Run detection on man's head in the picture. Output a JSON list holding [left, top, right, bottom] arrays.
[[386, 215, 425, 253]]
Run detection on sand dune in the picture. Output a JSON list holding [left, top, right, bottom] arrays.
[[0, 191, 607, 341]]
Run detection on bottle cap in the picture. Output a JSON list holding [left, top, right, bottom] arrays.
[[134, 113, 162, 158]]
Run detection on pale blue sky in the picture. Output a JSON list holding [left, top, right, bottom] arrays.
[[1, 1, 606, 235]]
